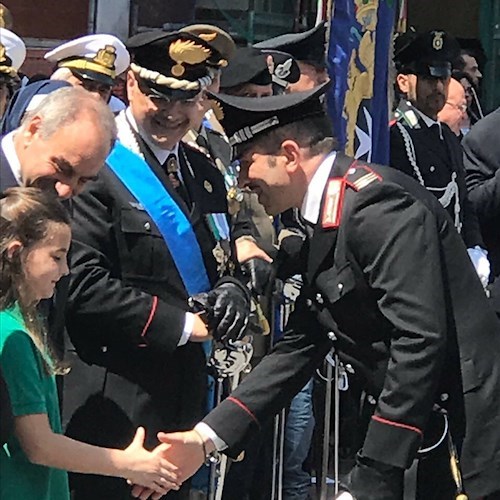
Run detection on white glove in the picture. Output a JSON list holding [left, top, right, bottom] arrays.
[[467, 246, 490, 289]]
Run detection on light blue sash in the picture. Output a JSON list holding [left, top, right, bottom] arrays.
[[107, 142, 211, 295]]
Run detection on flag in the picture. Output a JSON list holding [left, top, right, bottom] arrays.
[[326, 0, 396, 165]]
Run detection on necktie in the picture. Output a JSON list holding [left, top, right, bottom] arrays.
[[165, 154, 190, 205]]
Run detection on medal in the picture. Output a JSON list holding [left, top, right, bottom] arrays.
[[212, 241, 228, 275]]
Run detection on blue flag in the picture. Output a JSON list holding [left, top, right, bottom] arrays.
[[327, 0, 396, 165]]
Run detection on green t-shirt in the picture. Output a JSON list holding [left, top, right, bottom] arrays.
[[0, 305, 69, 500]]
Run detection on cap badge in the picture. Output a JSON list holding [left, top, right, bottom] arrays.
[[0, 44, 6, 64], [275, 58, 292, 79], [432, 32, 444, 51], [169, 39, 212, 77], [94, 45, 117, 69]]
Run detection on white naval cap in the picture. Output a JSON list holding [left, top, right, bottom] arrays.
[[0, 28, 26, 78], [44, 33, 130, 86]]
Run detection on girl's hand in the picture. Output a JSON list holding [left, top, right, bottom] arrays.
[[122, 427, 181, 494]]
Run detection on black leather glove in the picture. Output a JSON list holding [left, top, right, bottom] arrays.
[[241, 258, 274, 296], [344, 453, 404, 500], [191, 280, 250, 343]]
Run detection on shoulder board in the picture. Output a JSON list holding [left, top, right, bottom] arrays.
[[321, 178, 345, 229], [343, 163, 382, 191], [397, 108, 420, 129], [181, 138, 212, 160]]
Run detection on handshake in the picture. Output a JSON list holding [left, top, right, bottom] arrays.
[[189, 278, 251, 344], [130, 428, 215, 499]]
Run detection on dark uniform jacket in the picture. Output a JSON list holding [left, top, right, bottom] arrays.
[[202, 154, 500, 498], [390, 99, 483, 248], [464, 107, 500, 314], [64, 123, 231, 450]]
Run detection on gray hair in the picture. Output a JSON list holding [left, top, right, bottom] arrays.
[[20, 86, 117, 149]]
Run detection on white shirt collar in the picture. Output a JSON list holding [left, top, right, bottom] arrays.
[[301, 151, 337, 225], [125, 107, 179, 165], [1, 133, 22, 186]]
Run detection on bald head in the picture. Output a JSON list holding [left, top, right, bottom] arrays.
[[438, 78, 467, 136]]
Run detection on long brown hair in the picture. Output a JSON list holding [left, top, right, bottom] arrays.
[[0, 187, 70, 374]]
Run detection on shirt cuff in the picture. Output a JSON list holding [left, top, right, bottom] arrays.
[[194, 422, 228, 451], [177, 312, 195, 346]]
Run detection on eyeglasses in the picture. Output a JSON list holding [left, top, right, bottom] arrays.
[[137, 79, 199, 105], [446, 101, 467, 113]]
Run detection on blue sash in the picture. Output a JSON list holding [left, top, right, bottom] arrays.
[[107, 142, 211, 295]]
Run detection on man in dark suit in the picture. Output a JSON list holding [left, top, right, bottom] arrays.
[[63, 30, 251, 499], [464, 107, 500, 316], [139, 84, 500, 500], [390, 30, 490, 288]]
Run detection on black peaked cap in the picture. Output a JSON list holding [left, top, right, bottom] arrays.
[[394, 30, 461, 78], [254, 22, 327, 67], [220, 47, 272, 88], [209, 81, 330, 147]]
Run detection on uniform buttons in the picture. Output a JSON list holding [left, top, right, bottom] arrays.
[[327, 331, 337, 341], [440, 393, 449, 402], [430, 166, 436, 172], [306, 298, 313, 307], [101, 346, 108, 353], [316, 293, 324, 304], [144, 221, 151, 231], [337, 283, 344, 292], [367, 395, 377, 405]]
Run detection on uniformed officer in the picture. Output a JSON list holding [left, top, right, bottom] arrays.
[[132, 84, 500, 500], [0, 27, 25, 118], [45, 33, 130, 102], [63, 30, 251, 499], [464, 107, 500, 318], [391, 29, 490, 287], [254, 22, 329, 92]]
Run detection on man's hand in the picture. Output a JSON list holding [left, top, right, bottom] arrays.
[[241, 257, 275, 296], [188, 314, 212, 342], [235, 236, 273, 264], [130, 430, 210, 500], [191, 281, 250, 342]]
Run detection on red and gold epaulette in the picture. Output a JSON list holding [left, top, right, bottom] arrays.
[[321, 178, 345, 229], [321, 162, 382, 229], [343, 162, 382, 191]]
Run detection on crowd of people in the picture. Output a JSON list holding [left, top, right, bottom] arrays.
[[1, 5, 500, 500]]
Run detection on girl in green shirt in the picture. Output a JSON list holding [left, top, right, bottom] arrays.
[[0, 188, 180, 499]]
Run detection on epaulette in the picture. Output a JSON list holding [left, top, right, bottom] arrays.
[[321, 162, 382, 229], [395, 107, 420, 129], [344, 163, 382, 191], [182, 130, 212, 159]]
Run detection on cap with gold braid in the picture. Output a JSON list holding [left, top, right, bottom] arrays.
[[179, 24, 236, 68], [44, 34, 130, 87], [126, 30, 230, 101], [0, 28, 26, 81]]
